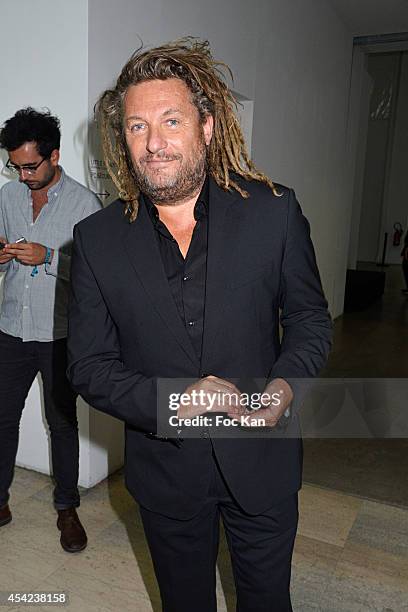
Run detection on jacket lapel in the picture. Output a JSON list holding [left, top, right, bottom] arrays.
[[201, 178, 243, 369], [122, 199, 200, 369]]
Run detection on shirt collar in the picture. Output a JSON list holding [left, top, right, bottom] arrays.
[[46, 166, 65, 199], [144, 176, 209, 226]]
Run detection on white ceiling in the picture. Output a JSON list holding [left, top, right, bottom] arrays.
[[329, 0, 408, 36]]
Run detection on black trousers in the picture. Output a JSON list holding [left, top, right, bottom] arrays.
[[140, 450, 298, 612], [0, 330, 80, 509]]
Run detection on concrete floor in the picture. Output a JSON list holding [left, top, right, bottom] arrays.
[[1, 465, 408, 611]]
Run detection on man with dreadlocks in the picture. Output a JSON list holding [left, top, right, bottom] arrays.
[[67, 39, 332, 611]]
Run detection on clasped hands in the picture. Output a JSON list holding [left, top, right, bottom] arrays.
[[0, 237, 50, 266], [177, 375, 293, 428]]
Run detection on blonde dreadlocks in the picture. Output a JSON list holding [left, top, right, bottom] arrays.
[[97, 37, 279, 222]]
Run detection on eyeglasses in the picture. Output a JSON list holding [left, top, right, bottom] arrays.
[[4, 156, 48, 176]]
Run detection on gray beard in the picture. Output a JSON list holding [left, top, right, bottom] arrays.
[[132, 145, 208, 205]]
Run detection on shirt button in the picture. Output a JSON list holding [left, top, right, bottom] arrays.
[[25, 285, 29, 289], [202, 429, 210, 439], [23, 306, 28, 309], [188, 321, 195, 327], [183, 276, 189, 281]]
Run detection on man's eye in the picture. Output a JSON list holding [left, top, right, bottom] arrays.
[[129, 123, 145, 133], [166, 119, 179, 127]]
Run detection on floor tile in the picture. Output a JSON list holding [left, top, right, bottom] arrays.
[[323, 540, 408, 611], [298, 484, 362, 547], [291, 534, 343, 609], [0, 495, 111, 558], [348, 499, 408, 558], [7, 467, 51, 506], [38, 564, 158, 612], [4, 464, 407, 611], [0, 543, 63, 593]]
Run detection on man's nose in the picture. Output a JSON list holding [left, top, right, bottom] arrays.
[[146, 126, 167, 154], [18, 168, 31, 180]]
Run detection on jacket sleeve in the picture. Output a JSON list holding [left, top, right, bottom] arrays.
[[267, 189, 332, 404], [67, 223, 159, 433]]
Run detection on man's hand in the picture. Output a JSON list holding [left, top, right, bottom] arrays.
[[0, 237, 14, 264], [227, 378, 293, 427], [177, 375, 241, 420], [2, 241, 51, 266]]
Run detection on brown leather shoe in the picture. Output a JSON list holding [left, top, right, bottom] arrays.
[[0, 504, 12, 527], [57, 508, 87, 553]]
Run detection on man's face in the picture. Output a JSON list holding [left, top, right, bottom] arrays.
[[8, 142, 59, 191], [123, 78, 213, 204]]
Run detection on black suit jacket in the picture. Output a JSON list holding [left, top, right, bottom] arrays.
[[67, 177, 332, 518]]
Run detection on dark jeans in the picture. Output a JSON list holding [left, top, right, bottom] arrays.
[[140, 451, 298, 612], [0, 330, 80, 510]]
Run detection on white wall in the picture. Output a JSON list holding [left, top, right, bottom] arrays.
[[330, 0, 408, 36], [357, 53, 400, 263], [0, 0, 89, 185], [88, 0, 258, 103], [347, 49, 373, 269], [252, 0, 353, 317], [383, 52, 408, 264], [88, 0, 354, 318], [0, 0, 123, 487]]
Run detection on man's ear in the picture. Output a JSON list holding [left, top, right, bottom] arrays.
[[50, 149, 60, 167], [203, 114, 214, 146]]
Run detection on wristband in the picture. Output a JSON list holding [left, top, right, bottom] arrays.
[[31, 247, 52, 277], [44, 246, 52, 265]]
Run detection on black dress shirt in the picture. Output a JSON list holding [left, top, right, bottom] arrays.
[[143, 179, 208, 363]]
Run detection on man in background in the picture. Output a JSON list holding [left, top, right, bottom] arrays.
[[0, 108, 101, 552], [68, 40, 332, 608]]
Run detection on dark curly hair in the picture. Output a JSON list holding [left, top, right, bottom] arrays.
[[0, 107, 61, 157], [97, 37, 279, 221]]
